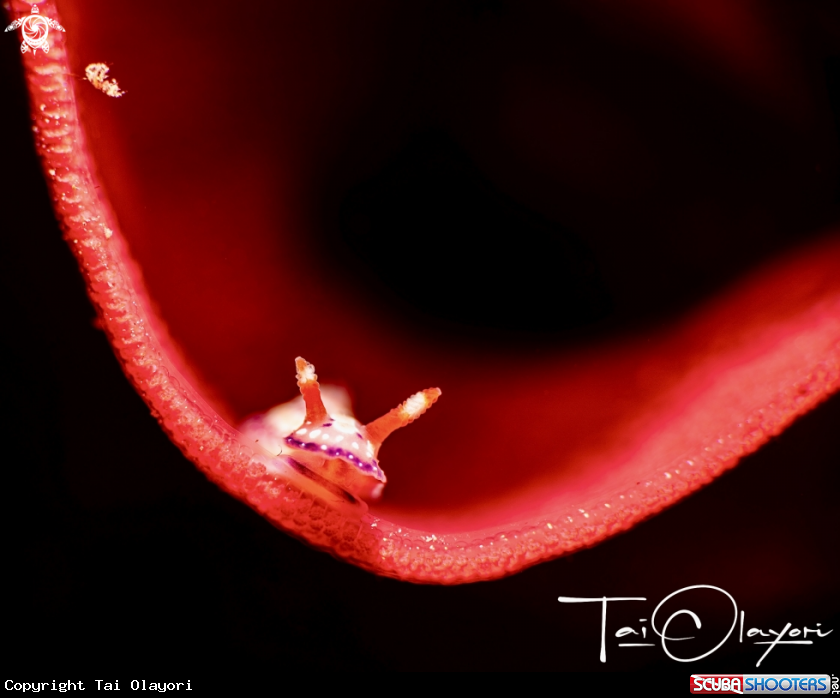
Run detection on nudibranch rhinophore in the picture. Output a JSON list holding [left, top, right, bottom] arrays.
[[240, 358, 441, 501]]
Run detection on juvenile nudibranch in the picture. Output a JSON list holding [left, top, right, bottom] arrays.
[[241, 358, 441, 501]]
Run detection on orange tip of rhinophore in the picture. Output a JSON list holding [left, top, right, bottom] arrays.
[[294, 356, 316, 384], [402, 388, 442, 419], [365, 387, 442, 447], [294, 357, 328, 423]]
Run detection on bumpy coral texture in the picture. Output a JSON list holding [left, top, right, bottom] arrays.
[[17, 0, 840, 583]]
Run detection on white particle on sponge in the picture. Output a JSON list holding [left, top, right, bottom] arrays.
[[85, 63, 125, 98]]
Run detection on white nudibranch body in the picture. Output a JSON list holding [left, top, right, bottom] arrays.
[[239, 357, 441, 501]]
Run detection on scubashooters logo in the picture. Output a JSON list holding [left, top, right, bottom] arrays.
[[689, 674, 832, 694], [557, 585, 833, 666]]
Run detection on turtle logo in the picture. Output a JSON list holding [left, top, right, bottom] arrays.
[[5, 5, 66, 55]]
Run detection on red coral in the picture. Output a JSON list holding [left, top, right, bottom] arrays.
[[7, 0, 840, 586]]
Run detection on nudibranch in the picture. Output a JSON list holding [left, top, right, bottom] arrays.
[[240, 358, 441, 502]]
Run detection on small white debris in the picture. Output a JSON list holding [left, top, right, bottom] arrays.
[[85, 63, 125, 98]]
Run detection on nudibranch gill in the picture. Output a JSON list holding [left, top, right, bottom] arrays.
[[240, 358, 441, 502]]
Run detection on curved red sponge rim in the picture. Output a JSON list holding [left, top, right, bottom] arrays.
[[16, 0, 840, 583]]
